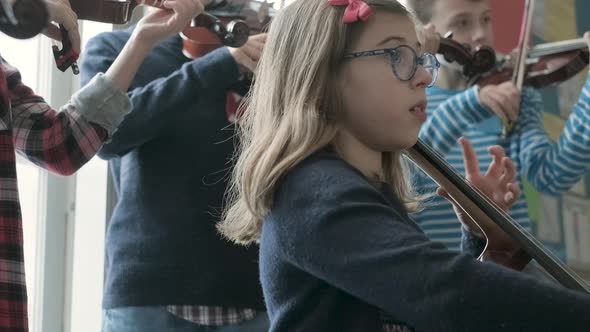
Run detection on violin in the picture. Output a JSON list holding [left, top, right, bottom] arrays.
[[67, 0, 255, 73], [180, 0, 274, 59], [466, 0, 588, 90], [469, 38, 589, 89], [180, 0, 275, 97], [180, 12, 249, 58], [469, 0, 588, 136]]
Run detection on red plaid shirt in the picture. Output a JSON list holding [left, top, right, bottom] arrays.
[[0, 58, 129, 331], [167, 305, 257, 326]]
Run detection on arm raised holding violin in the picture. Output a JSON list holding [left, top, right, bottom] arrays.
[[2, 0, 204, 170]]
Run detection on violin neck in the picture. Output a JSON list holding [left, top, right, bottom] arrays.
[[528, 38, 588, 58]]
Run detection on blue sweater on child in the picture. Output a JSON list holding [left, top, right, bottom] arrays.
[[261, 148, 590, 331], [80, 27, 264, 310]]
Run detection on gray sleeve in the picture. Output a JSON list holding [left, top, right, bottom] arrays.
[[70, 73, 131, 137]]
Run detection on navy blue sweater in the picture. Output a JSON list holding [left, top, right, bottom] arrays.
[[80, 27, 264, 310], [261, 149, 590, 331]]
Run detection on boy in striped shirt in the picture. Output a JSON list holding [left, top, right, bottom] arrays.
[[405, 0, 590, 253]]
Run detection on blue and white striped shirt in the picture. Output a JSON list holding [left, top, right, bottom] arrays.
[[413, 73, 590, 250]]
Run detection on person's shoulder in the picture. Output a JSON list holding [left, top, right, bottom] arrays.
[[279, 148, 371, 197], [267, 149, 414, 254], [272, 148, 390, 221]]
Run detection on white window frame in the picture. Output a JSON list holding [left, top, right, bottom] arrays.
[[62, 21, 115, 332], [28, 36, 79, 332], [16, 21, 114, 332]]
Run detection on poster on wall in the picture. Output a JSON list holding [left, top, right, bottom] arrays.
[[543, 112, 565, 141], [538, 194, 562, 244], [559, 73, 587, 118], [570, 176, 586, 196], [562, 195, 590, 265]]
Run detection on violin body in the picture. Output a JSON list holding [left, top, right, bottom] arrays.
[[469, 38, 589, 88], [69, 0, 267, 59]]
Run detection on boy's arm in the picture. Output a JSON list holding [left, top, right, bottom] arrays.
[[419, 86, 491, 156], [80, 34, 240, 159], [519, 76, 590, 195], [6, 60, 129, 175]]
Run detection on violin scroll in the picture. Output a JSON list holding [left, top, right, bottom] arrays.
[[224, 19, 249, 47], [470, 46, 496, 76], [437, 32, 496, 77], [190, 12, 249, 48]]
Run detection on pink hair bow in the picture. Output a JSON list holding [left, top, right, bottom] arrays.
[[328, 0, 373, 23]]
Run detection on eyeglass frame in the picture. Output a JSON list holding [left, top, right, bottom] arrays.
[[343, 45, 440, 87]]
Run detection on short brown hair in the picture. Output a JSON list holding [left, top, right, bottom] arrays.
[[405, 0, 484, 24], [404, 0, 436, 23]]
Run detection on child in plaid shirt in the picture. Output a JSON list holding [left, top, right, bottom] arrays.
[[0, 0, 205, 330]]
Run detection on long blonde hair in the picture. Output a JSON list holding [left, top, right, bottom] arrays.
[[219, 0, 420, 244]]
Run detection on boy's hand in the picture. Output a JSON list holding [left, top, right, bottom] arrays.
[[229, 33, 267, 74], [42, 0, 81, 54], [133, 0, 204, 48], [478, 81, 521, 123], [420, 23, 440, 55]]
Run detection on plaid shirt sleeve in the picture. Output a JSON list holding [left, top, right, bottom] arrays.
[[4, 60, 130, 175]]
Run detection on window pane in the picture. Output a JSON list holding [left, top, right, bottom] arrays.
[[15, 157, 40, 332], [0, 35, 41, 89], [0, 34, 43, 331]]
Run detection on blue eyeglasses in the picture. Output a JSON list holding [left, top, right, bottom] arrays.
[[344, 45, 440, 87]]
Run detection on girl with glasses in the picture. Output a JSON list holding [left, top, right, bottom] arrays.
[[218, 0, 590, 331]]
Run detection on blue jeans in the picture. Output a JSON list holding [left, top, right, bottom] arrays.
[[102, 306, 269, 332]]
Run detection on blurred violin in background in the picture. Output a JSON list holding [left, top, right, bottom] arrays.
[[469, 37, 589, 89], [1, 0, 272, 74], [69, 0, 267, 73]]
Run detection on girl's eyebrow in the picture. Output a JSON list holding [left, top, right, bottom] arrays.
[[376, 36, 421, 51]]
